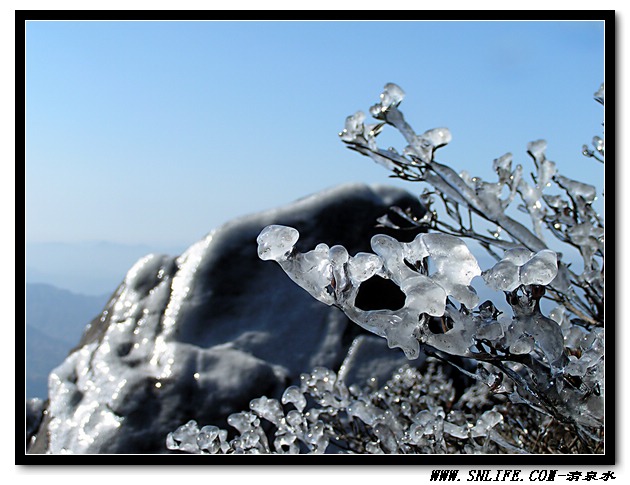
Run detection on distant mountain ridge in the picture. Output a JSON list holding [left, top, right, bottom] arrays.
[[25, 283, 110, 398], [26, 324, 74, 399]]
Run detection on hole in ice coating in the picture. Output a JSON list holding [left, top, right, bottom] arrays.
[[403, 258, 422, 273], [427, 315, 453, 335], [530, 284, 546, 300], [355, 276, 406, 311]]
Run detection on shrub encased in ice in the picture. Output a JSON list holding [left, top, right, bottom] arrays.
[[169, 82, 604, 455]]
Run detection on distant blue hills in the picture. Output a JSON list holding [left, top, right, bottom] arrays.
[[25, 283, 111, 399]]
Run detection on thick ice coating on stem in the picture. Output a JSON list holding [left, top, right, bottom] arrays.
[[257, 225, 482, 359], [482, 248, 558, 292], [256, 224, 571, 382]]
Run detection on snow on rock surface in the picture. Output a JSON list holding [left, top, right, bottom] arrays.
[[27, 183, 426, 454], [26, 398, 45, 448], [337, 335, 420, 388]]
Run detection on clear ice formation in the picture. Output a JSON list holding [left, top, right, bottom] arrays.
[[258, 225, 483, 359], [370, 82, 406, 116], [257, 224, 566, 370], [481, 248, 558, 292]]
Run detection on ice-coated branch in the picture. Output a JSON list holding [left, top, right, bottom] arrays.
[[258, 224, 483, 359], [342, 86, 553, 256], [257, 224, 604, 433], [257, 225, 565, 366], [339, 82, 604, 326]]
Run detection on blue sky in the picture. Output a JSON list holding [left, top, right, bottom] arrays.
[[25, 20, 605, 248]]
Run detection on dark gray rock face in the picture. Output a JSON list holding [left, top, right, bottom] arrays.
[[27, 183, 424, 454]]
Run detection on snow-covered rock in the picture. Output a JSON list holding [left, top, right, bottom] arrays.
[[26, 398, 45, 448], [338, 335, 419, 388], [27, 183, 425, 454]]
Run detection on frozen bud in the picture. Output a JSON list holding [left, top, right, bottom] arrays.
[[403, 275, 447, 317], [444, 421, 469, 439], [304, 420, 327, 446], [370, 83, 406, 118], [371, 233, 405, 261], [329, 245, 349, 266], [282, 385, 307, 413], [510, 335, 535, 355], [493, 153, 513, 173], [483, 248, 557, 291], [347, 252, 382, 284], [471, 410, 503, 438], [166, 420, 201, 453], [592, 136, 604, 153], [257, 225, 299, 261], [476, 321, 504, 341], [381, 83, 405, 106], [227, 411, 257, 434], [286, 410, 305, 429], [482, 260, 520, 292], [594, 83, 604, 104], [421, 127, 452, 148], [347, 400, 381, 426], [503, 248, 535, 266], [527, 139, 547, 163], [339, 111, 366, 142], [421, 233, 481, 309], [196, 425, 221, 453], [555, 174, 597, 205], [250, 396, 284, 426], [274, 433, 299, 454]]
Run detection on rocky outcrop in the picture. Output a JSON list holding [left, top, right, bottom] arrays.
[[27, 183, 425, 454]]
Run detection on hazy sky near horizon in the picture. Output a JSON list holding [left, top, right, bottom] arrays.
[[25, 20, 605, 248]]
